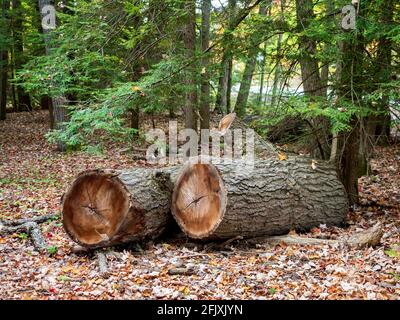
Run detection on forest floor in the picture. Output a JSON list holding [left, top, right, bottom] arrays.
[[0, 111, 399, 300]]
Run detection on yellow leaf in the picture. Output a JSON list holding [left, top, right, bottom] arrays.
[[131, 86, 141, 92], [248, 257, 257, 264], [278, 152, 287, 161], [182, 287, 190, 295]]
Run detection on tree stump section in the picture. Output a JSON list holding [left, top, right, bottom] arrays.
[[171, 156, 348, 240], [62, 168, 174, 249]]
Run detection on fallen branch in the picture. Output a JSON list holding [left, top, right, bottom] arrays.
[[263, 223, 383, 248], [0, 222, 48, 252], [96, 251, 109, 277], [0, 214, 58, 252], [0, 214, 58, 227]]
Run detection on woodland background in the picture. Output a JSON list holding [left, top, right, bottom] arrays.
[[0, 0, 399, 299]]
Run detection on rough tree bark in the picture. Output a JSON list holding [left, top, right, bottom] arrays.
[[171, 156, 348, 240]]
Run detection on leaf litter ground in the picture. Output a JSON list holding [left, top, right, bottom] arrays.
[[0, 111, 399, 300]]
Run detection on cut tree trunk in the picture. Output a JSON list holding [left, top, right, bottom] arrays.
[[63, 155, 348, 247], [62, 168, 174, 248], [171, 156, 348, 239]]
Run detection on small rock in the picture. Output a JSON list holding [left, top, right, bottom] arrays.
[[168, 267, 194, 276], [372, 264, 382, 271], [152, 286, 173, 298]]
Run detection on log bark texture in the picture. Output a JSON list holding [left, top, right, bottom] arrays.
[[171, 156, 348, 239], [62, 168, 174, 248]]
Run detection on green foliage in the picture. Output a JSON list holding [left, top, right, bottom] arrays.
[[17, 233, 28, 240], [5, 0, 399, 151], [385, 245, 400, 259], [268, 287, 277, 295], [47, 245, 58, 256]]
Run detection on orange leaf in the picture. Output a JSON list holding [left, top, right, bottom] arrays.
[[278, 152, 287, 161]]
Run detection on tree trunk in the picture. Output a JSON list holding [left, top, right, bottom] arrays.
[[296, 0, 330, 159], [12, 0, 31, 112], [215, 57, 229, 113], [38, 0, 68, 151], [215, 0, 236, 114], [226, 59, 233, 113], [270, 0, 285, 107], [235, 2, 268, 117], [62, 168, 174, 249], [200, 0, 211, 130], [335, 5, 365, 205], [0, 0, 10, 121], [33, 1, 52, 114], [257, 42, 267, 105], [235, 55, 256, 117], [182, 0, 197, 131], [171, 156, 348, 240], [296, 0, 325, 97], [130, 105, 139, 137], [369, 0, 393, 145]]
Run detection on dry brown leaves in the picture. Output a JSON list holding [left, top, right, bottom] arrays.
[[0, 111, 399, 300]]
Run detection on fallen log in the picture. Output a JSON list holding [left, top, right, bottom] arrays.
[[62, 168, 174, 248], [63, 155, 348, 247], [171, 156, 348, 240]]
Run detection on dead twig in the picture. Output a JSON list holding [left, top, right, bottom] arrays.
[[0, 214, 58, 227]]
